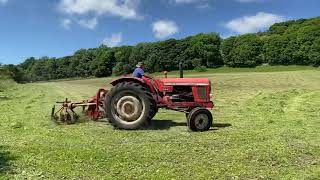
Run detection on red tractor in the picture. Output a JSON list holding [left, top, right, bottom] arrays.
[[52, 71, 214, 131]]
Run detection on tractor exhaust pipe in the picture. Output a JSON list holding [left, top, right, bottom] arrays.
[[179, 62, 183, 78]]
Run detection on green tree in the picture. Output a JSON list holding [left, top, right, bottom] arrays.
[[222, 34, 263, 67], [221, 36, 236, 65], [91, 48, 115, 77], [191, 58, 202, 68], [309, 39, 320, 66], [2, 64, 25, 82]]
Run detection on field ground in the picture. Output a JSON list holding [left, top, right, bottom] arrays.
[[0, 66, 320, 179]]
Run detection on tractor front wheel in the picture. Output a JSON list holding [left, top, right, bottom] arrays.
[[187, 107, 212, 132]]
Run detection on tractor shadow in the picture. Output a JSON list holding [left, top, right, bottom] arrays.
[[0, 146, 15, 176], [0, 94, 9, 101], [210, 123, 232, 131], [0, 96, 9, 101], [69, 117, 232, 131], [148, 120, 186, 130], [148, 120, 232, 130]]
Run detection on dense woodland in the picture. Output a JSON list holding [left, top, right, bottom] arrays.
[[1, 17, 319, 82]]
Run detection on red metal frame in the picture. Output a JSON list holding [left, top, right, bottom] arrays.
[[112, 76, 214, 111], [86, 88, 108, 120], [53, 76, 214, 123]]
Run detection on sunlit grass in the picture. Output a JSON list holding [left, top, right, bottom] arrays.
[[0, 67, 319, 179]]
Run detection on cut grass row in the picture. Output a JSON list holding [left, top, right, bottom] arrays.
[[0, 68, 319, 179]]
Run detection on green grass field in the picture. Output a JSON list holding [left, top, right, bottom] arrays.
[[1, 66, 320, 179]]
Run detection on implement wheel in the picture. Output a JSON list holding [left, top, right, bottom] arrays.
[[105, 82, 154, 130], [187, 107, 212, 132]]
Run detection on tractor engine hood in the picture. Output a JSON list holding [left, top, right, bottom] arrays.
[[158, 78, 211, 86]]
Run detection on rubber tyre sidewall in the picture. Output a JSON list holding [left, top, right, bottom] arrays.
[[187, 108, 213, 132], [106, 83, 151, 130]]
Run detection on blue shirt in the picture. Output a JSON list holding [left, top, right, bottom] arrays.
[[132, 67, 144, 78]]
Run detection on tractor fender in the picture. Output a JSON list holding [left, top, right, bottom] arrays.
[[110, 77, 146, 87]]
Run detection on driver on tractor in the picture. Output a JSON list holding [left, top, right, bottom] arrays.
[[133, 62, 145, 78]]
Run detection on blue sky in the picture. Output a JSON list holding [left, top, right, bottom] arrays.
[[0, 0, 319, 64]]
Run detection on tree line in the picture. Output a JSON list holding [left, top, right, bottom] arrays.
[[221, 17, 320, 67], [3, 17, 320, 83]]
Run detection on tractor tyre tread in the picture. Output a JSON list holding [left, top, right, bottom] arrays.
[[187, 107, 213, 132], [105, 81, 154, 130]]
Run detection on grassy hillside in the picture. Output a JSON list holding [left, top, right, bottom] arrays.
[[154, 65, 319, 76], [0, 68, 319, 179], [39, 65, 320, 82]]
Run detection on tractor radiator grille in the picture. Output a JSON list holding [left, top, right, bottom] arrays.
[[197, 87, 207, 100]]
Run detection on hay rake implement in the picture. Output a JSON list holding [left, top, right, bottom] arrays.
[[51, 89, 108, 124]]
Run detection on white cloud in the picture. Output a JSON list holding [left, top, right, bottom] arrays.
[[0, 0, 8, 5], [152, 20, 179, 39], [61, 18, 72, 29], [172, 0, 209, 8], [59, 0, 140, 19], [174, 0, 205, 4], [78, 17, 98, 30], [61, 18, 98, 30], [236, 0, 263, 2], [102, 33, 122, 47], [226, 12, 285, 34], [196, 3, 210, 9]]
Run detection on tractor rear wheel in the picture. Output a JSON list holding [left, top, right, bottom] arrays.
[[105, 82, 154, 130], [187, 107, 212, 132], [150, 106, 158, 120]]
